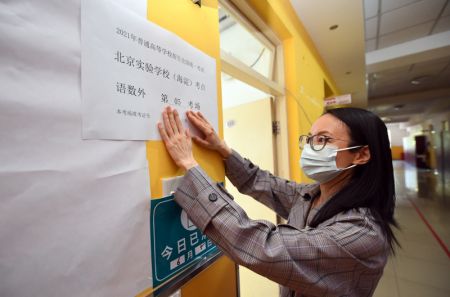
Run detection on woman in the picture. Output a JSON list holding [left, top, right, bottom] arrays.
[[157, 106, 398, 297]]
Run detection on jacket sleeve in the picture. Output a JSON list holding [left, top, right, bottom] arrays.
[[224, 150, 308, 219], [174, 166, 387, 296]]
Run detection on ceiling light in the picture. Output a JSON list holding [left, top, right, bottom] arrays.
[[410, 75, 431, 85], [393, 104, 404, 110], [329, 24, 339, 30]]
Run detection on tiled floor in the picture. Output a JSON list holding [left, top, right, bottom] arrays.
[[373, 161, 450, 297]]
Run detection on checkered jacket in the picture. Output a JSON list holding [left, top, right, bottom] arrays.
[[174, 150, 388, 297]]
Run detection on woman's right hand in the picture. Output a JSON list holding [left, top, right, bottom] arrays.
[[186, 110, 232, 159]]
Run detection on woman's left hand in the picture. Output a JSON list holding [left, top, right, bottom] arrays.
[[158, 106, 198, 171]]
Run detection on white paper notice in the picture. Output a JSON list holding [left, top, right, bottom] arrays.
[[81, 0, 218, 140], [114, 0, 147, 18]]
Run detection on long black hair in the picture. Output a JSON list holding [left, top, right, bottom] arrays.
[[309, 107, 399, 253]]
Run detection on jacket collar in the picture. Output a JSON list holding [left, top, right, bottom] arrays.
[[299, 183, 320, 201]]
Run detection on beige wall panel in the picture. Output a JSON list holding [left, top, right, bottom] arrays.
[[223, 98, 279, 297]]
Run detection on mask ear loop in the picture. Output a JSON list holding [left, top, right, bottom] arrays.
[[334, 145, 366, 170], [340, 164, 357, 170], [335, 145, 364, 152]]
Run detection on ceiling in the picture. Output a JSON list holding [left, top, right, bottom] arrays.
[[290, 0, 450, 124], [290, 0, 367, 108]]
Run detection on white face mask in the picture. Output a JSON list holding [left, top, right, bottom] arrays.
[[300, 144, 362, 183]]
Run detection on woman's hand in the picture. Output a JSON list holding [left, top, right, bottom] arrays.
[[158, 106, 198, 171], [186, 110, 232, 159]]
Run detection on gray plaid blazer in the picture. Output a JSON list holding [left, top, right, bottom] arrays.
[[175, 150, 388, 297]]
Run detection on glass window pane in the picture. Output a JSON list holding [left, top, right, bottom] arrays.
[[219, 6, 274, 79], [221, 72, 270, 109]]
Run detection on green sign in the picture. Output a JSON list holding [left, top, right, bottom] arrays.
[[150, 195, 218, 287]]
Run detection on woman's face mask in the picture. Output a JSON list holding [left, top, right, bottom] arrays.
[[300, 144, 362, 183]]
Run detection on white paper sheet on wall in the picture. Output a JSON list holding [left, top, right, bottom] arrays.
[[115, 0, 148, 17], [0, 0, 152, 296], [81, 0, 218, 140]]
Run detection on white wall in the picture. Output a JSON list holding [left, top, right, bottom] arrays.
[[387, 123, 408, 146]]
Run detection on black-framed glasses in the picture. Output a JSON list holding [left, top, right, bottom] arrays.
[[298, 134, 351, 151]]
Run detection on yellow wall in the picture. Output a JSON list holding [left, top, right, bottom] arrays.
[[391, 146, 404, 160], [180, 256, 237, 296], [247, 0, 340, 183]]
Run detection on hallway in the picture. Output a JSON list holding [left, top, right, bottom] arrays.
[[374, 161, 450, 297]]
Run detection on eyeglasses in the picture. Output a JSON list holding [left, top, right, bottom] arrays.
[[298, 134, 351, 151]]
